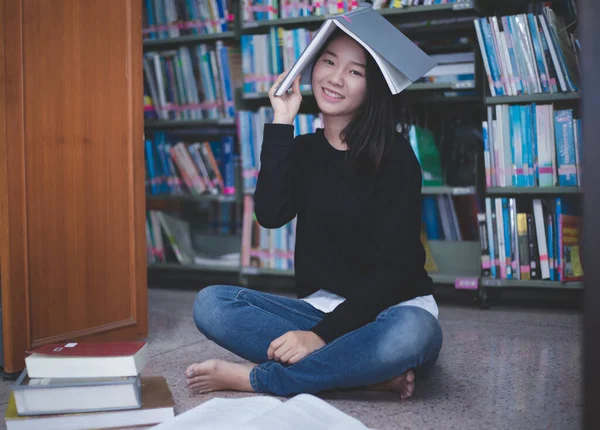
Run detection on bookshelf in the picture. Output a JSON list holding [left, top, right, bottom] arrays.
[[142, 0, 584, 306], [143, 1, 485, 294], [475, 1, 583, 304]]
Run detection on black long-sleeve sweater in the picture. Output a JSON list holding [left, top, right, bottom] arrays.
[[254, 123, 433, 343]]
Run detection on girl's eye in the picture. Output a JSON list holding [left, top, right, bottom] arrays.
[[351, 70, 363, 77], [323, 59, 334, 66]]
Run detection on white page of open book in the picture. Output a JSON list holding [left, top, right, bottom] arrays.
[[274, 20, 338, 96], [149, 396, 282, 430], [332, 20, 411, 94], [241, 394, 373, 430]]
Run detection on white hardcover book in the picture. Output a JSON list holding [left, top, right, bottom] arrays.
[[533, 199, 551, 279], [499, 31, 517, 96], [536, 105, 553, 186], [514, 14, 541, 93]]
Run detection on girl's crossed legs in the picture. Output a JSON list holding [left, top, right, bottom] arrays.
[[186, 285, 443, 398]]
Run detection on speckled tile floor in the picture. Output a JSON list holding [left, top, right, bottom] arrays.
[[0, 287, 583, 430]]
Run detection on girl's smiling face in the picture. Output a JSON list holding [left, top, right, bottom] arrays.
[[311, 34, 368, 122]]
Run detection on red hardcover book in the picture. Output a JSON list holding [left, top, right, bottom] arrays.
[[25, 342, 149, 379]]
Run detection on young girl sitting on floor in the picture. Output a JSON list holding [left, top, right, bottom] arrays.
[[185, 29, 443, 400]]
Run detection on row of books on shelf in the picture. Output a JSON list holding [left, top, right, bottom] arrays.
[[143, 42, 236, 121], [6, 342, 175, 429], [242, 28, 314, 94], [474, 7, 580, 96], [147, 210, 241, 266], [238, 108, 324, 190], [143, 0, 232, 39], [242, 27, 476, 95], [478, 196, 582, 282], [482, 105, 582, 188], [145, 132, 236, 196], [242, 0, 471, 22], [241, 195, 296, 270], [422, 194, 478, 241]]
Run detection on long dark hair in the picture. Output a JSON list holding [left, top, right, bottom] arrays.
[[313, 31, 407, 174]]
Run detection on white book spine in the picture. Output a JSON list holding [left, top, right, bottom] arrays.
[[533, 199, 551, 279]]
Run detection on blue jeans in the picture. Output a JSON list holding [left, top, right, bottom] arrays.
[[192, 285, 443, 397]]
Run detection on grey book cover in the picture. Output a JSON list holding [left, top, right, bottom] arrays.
[[275, 2, 436, 96], [12, 369, 142, 416]]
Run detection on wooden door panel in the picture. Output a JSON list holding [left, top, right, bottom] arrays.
[[1, 0, 147, 371]]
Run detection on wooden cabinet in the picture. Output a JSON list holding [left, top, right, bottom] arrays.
[[0, 0, 148, 373]]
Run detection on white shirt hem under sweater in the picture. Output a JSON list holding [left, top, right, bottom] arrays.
[[302, 290, 439, 319]]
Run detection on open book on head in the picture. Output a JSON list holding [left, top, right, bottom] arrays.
[[150, 393, 374, 430], [274, 2, 436, 97]]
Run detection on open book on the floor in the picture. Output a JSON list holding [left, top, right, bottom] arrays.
[[150, 393, 374, 430]]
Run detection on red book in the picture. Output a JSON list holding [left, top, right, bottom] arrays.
[[25, 341, 149, 379]]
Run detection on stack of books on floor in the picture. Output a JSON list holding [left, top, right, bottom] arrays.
[[5, 341, 175, 430]]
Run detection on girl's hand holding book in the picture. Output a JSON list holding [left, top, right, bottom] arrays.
[[269, 71, 302, 125]]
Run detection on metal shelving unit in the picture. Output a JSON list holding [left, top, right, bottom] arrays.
[[148, 263, 241, 273], [486, 187, 582, 195], [142, 31, 236, 50], [242, 81, 475, 101], [240, 1, 477, 31], [144, 118, 236, 129], [481, 279, 583, 290], [422, 186, 476, 195], [147, 193, 239, 203], [484, 92, 581, 105]]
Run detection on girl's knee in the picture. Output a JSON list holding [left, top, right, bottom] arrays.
[[193, 285, 229, 329]]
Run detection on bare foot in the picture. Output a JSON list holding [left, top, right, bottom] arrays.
[[368, 370, 415, 399], [185, 359, 256, 394]]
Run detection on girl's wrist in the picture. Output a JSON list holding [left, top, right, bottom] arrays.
[[273, 116, 293, 125]]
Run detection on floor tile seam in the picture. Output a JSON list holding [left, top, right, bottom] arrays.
[[148, 340, 206, 359]]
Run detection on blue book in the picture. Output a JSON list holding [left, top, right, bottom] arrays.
[[216, 41, 235, 117], [527, 14, 550, 93], [502, 198, 513, 279], [531, 103, 538, 185], [480, 18, 505, 96], [145, 139, 159, 195], [547, 211, 555, 280], [555, 198, 562, 281], [221, 136, 235, 195], [422, 197, 441, 240], [145, 0, 157, 39], [509, 106, 524, 186], [553, 109, 577, 186]]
